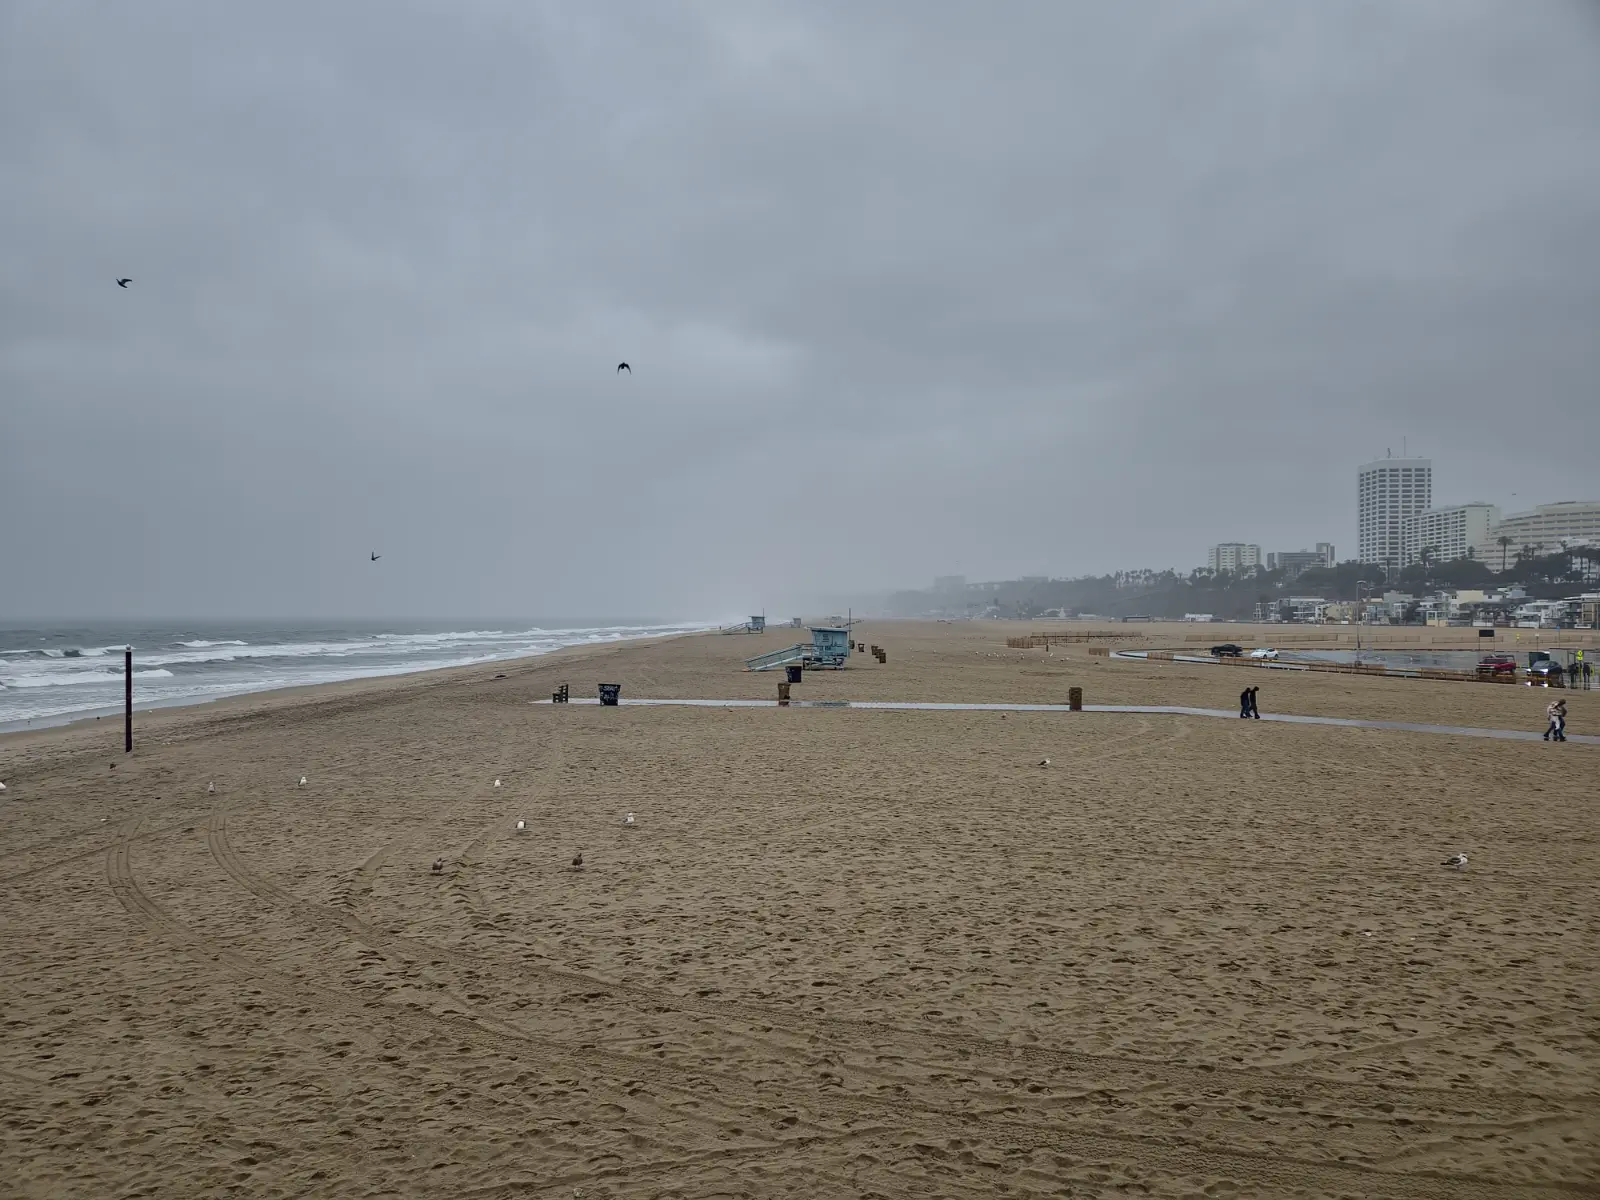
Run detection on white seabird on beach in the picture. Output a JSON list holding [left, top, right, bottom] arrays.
[[1038, 758, 1050, 767], [494, 778, 502, 789], [1443, 852, 1468, 871], [515, 819, 528, 833], [0, 781, 7, 792], [207, 781, 215, 795], [623, 812, 635, 826], [298, 775, 308, 788]]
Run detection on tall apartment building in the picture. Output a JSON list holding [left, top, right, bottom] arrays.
[[1208, 543, 1261, 573], [1315, 542, 1336, 566], [1401, 502, 1499, 567], [1358, 457, 1432, 572]]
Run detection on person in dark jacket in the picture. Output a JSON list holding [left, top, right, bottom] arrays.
[[1249, 686, 1261, 719], [1240, 687, 1252, 718]]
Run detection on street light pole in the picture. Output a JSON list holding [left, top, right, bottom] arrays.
[[1355, 581, 1368, 666]]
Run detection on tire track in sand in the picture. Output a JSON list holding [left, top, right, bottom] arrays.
[[198, 810, 1592, 1199], [202, 804, 823, 1145]]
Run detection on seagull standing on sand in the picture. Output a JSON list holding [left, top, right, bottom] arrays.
[[623, 812, 635, 826], [572, 849, 584, 870], [432, 857, 445, 874], [515, 819, 528, 833], [494, 778, 502, 789], [0, 781, 7, 793], [1443, 852, 1468, 871], [1038, 758, 1050, 767], [298, 775, 308, 788], [207, 781, 215, 795]]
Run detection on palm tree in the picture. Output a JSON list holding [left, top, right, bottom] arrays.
[[1417, 545, 1437, 590], [1497, 534, 1514, 573]]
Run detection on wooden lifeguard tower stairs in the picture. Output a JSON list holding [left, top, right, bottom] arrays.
[[745, 627, 851, 671]]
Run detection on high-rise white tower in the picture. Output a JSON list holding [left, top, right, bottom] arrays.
[[1358, 456, 1432, 573]]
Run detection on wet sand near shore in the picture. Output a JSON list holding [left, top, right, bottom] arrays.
[[2, 622, 1595, 1196]]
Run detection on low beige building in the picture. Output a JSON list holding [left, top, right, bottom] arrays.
[[1474, 501, 1600, 564]]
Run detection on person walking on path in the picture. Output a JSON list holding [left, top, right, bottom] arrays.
[[1568, 660, 1580, 689], [1240, 687, 1252, 718], [1545, 697, 1567, 742], [1248, 686, 1261, 719], [1584, 659, 1593, 690]]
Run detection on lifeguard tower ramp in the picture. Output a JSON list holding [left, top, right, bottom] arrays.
[[745, 627, 851, 672]]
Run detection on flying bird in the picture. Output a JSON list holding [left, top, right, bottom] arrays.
[[616, 362, 630, 374], [370, 551, 381, 562], [116, 278, 131, 288], [1442, 853, 1468, 871]]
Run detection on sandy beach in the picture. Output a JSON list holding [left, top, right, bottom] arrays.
[[2, 621, 1596, 1197]]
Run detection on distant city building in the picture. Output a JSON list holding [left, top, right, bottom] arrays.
[[1475, 501, 1600, 563], [1254, 596, 1327, 623], [933, 576, 967, 592], [1208, 543, 1261, 573], [1358, 456, 1432, 572], [1401, 502, 1500, 567], [1114, 569, 1162, 590], [1267, 548, 1335, 581]]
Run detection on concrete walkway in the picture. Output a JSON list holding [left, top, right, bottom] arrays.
[[534, 697, 1596, 745]]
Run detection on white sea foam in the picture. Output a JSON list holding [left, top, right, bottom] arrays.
[[1, 667, 175, 688], [0, 621, 713, 728]]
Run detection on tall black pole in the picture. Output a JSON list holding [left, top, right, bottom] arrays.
[[124, 646, 133, 753]]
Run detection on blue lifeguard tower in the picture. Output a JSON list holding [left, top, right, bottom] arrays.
[[744, 626, 852, 672]]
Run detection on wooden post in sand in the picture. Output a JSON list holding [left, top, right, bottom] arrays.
[[1068, 686, 1083, 712], [124, 647, 133, 752]]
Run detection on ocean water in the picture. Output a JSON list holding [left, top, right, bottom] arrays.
[[0, 619, 714, 732]]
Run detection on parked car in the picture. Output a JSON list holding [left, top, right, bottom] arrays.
[[1211, 643, 1243, 657], [1477, 654, 1517, 676], [1248, 648, 1279, 660], [1527, 660, 1567, 684]]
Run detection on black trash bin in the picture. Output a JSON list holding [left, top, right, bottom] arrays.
[[785, 664, 803, 684], [598, 683, 621, 706]]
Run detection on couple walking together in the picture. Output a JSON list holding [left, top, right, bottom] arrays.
[[1545, 698, 1567, 742], [1239, 686, 1261, 719]]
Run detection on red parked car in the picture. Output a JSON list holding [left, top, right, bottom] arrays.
[[1477, 654, 1517, 677]]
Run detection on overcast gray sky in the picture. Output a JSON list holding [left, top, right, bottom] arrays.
[[3, 1, 1598, 619]]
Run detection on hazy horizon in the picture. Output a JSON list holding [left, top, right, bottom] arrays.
[[5, 1, 1598, 620]]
